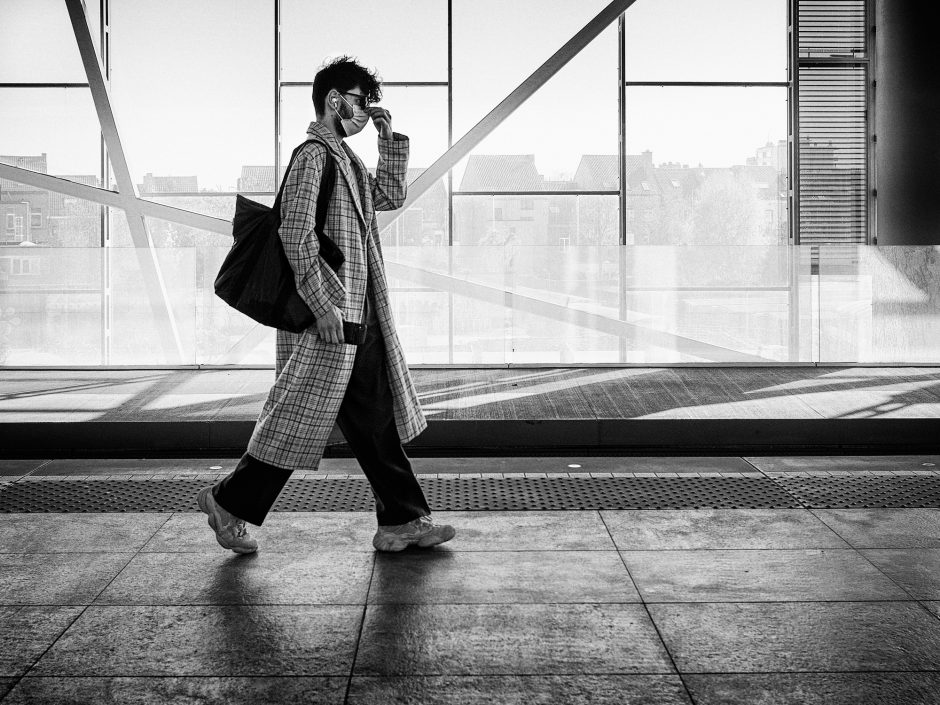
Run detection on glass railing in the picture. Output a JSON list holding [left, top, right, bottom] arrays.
[[1, 245, 938, 366]]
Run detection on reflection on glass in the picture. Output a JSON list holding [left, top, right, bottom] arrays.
[[0, 247, 104, 365], [0, 0, 89, 83], [109, 0, 273, 192], [385, 245, 812, 363], [819, 246, 940, 363], [624, 0, 787, 82], [199, 247, 275, 365], [624, 86, 788, 245], [280, 0, 447, 82], [108, 246, 196, 365], [10, 244, 940, 366], [380, 177, 448, 247], [453, 195, 619, 246]]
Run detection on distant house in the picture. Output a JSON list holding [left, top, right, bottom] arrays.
[[237, 166, 275, 193], [1, 154, 51, 245], [138, 173, 198, 194], [458, 155, 544, 192]]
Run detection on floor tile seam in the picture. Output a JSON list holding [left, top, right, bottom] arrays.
[[345, 552, 377, 705], [661, 669, 940, 675], [32, 598, 924, 608], [614, 546, 873, 552], [595, 510, 696, 702], [917, 600, 940, 623], [20, 670, 356, 679], [617, 597, 923, 605], [17, 460, 53, 481], [19, 603, 90, 681], [21, 671, 692, 679], [348, 670, 683, 678], [805, 507, 910, 554], [766, 474, 815, 511], [739, 457, 778, 483], [642, 598, 928, 605], [846, 545, 929, 603], [84, 513, 176, 606], [8, 598, 928, 609], [19, 602, 374, 609]]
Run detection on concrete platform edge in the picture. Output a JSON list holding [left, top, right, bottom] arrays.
[[1, 419, 939, 458]]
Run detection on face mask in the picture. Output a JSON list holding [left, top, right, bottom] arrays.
[[332, 93, 369, 138]]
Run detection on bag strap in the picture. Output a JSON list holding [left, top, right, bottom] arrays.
[[314, 154, 336, 237], [274, 138, 343, 271], [273, 138, 334, 214]]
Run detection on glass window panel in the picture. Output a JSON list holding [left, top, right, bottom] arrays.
[[454, 195, 619, 246], [384, 249, 452, 365], [380, 176, 449, 247], [623, 86, 788, 245], [386, 245, 509, 364], [109, 0, 273, 193], [506, 245, 621, 363], [819, 246, 940, 364], [280, 85, 447, 172], [0, 88, 102, 189], [0, 0, 89, 83], [624, 0, 787, 82], [386, 290, 452, 365], [0, 245, 104, 365], [453, 0, 611, 137], [197, 245, 275, 365], [280, 0, 447, 82], [107, 218, 196, 365], [621, 245, 809, 363], [453, 26, 617, 190]]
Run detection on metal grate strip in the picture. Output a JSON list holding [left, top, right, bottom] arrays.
[[3, 476, 940, 512]]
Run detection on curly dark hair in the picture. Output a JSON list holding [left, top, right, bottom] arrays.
[[312, 55, 382, 116]]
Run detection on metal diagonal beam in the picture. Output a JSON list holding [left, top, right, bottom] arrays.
[[0, 165, 124, 209], [65, 0, 185, 363], [0, 163, 234, 234], [377, 0, 638, 231]]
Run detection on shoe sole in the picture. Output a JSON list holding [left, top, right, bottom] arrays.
[[373, 526, 456, 552], [197, 486, 256, 554]]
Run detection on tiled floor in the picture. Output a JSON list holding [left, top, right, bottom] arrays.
[[3, 458, 940, 703]]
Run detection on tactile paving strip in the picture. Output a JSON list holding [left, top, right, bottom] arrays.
[[3, 476, 940, 512], [774, 476, 940, 508]]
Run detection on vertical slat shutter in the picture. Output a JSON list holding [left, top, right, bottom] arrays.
[[797, 0, 869, 245]]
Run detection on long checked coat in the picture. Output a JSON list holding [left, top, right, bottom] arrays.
[[246, 121, 426, 471]]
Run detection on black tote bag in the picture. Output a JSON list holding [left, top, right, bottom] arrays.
[[214, 140, 341, 333]]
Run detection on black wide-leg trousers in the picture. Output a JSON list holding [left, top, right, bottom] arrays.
[[212, 325, 431, 527]]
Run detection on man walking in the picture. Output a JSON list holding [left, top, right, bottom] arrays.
[[198, 56, 455, 554]]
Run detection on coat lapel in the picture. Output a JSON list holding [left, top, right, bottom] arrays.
[[343, 145, 375, 237], [305, 122, 367, 228]]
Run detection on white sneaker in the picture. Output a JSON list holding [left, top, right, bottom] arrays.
[[372, 515, 456, 552], [197, 486, 258, 554]]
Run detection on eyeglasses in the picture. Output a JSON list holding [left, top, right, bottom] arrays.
[[340, 91, 369, 108]]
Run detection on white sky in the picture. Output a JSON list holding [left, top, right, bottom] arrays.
[[0, 0, 788, 190]]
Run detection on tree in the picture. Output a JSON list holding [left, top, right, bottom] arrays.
[[693, 171, 761, 245]]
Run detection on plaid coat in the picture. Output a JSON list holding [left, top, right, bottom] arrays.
[[246, 121, 426, 470]]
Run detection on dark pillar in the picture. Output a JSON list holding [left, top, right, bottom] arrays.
[[874, 1, 940, 244]]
